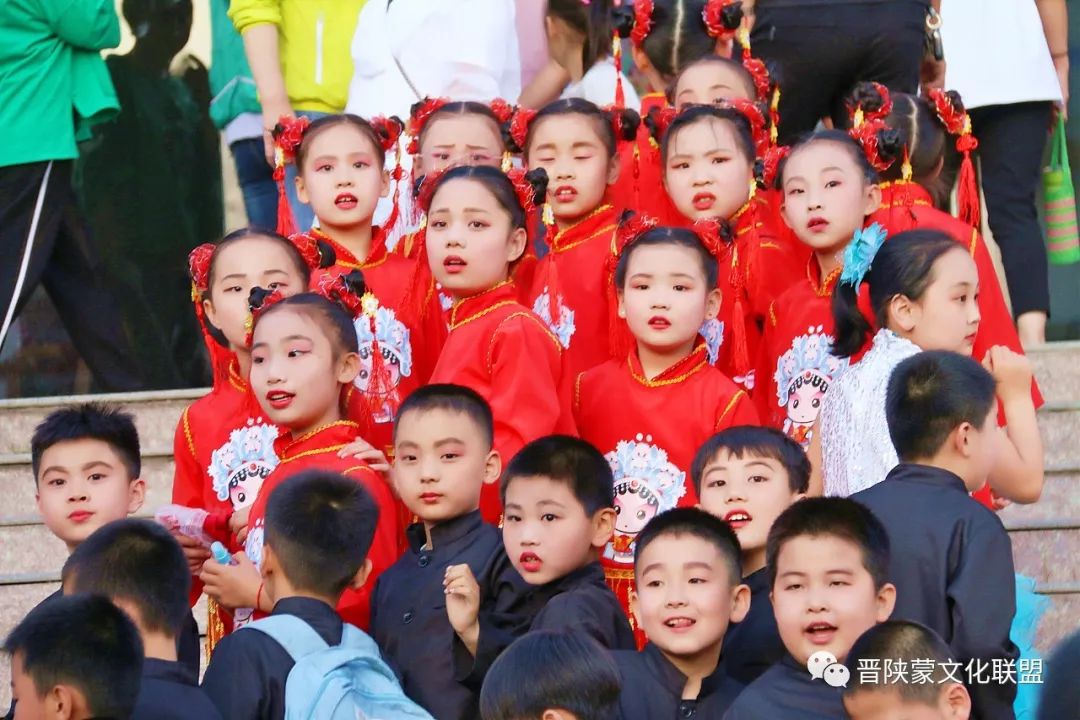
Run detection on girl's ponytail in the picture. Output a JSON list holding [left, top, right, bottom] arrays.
[[831, 278, 875, 359]]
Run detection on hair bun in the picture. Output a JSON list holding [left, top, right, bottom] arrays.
[[524, 167, 550, 207], [248, 286, 274, 312], [611, 4, 635, 39], [877, 127, 905, 166], [341, 269, 367, 298], [608, 106, 642, 143]]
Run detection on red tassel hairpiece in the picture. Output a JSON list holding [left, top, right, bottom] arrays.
[[928, 89, 981, 229]]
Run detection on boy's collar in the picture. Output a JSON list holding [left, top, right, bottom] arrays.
[[887, 462, 973, 494], [642, 642, 733, 699], [405, 509, 484, 552], [538, 560, 605, 594]]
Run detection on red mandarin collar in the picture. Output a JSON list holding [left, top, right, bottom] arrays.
[[550, 204, 618, 253], [627, 341, 710, 388], [307, 226, 390, 269], [807, 255, 842, 298], [447, 280, 519, 331], [640, 93, 668, 113], [226, 356, 247, 393], [273, 420, 362, 463]]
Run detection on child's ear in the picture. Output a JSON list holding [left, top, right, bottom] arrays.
[[952, 422, 974, 459], [380, 168, 391, 199], [887, 292, 917, 334], [46, 683, 81, 720], [616, 291, 627, 319], [127, 477, 147, 515], [507, 227, 528, 264], [295, 174, 309, 205], [628, 587, 643, 629], [875, 581, 897, 622], [862, 182, 883, 216], [336, 351, 362, 386], [729, 582, 752, 624], [590, 507, 617, 549], [705, 287, 722, 320], [350, 557, 375, 591], [482, 449, 503, 485], [202, 297, 218, 328], [261, 544, 277, 580], [941, 681, 973, 718], [606, 154, 621, 186]]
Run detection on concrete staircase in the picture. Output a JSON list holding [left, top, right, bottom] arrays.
[[1, 345, 1079, 709]]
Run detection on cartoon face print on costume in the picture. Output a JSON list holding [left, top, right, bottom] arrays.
[[353, 293, 413, 423], [604, 435, 687, 565], [532, 286, 577, 349], [207, 420, 279, 510], [775, 326, 849, 449]]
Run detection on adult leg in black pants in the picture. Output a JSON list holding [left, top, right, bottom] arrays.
[[0, 161, 143, 392], [969, 101, 1054, 346], [751, 0, 927, 144]]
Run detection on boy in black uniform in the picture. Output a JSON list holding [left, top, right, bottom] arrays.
[[480, 631, 622, 720], [62, 518, 221, 720], [4, 594, 143, 720], [372, 385, 530, 719], [842, 621, 974, 720], [724, 498, 897, 720], [614, 508, 749, 719], [456, 435, 635, 684], [200, 470, 381, 720], [693, 427, 809, 684], [851, 351, 1020, 720]]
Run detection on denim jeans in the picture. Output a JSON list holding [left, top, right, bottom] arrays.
[[230, 138, 278, 231]]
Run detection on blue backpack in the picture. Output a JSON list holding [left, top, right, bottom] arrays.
[[246, 615, 433, 720]]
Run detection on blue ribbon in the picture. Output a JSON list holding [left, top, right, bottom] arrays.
[[839, 223, 888, 289]]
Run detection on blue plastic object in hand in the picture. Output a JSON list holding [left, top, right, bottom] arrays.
[[210, 541, 233, 565]]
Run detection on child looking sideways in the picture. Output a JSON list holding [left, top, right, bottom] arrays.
[[615, 508, 749, 719], [693, 426, 809, 684], [199, 293, 401, 632], [421, 165, 569, 522], [573, 218, 758, 630], [724, 498, 896, 720], [373, 385, 530, 720]]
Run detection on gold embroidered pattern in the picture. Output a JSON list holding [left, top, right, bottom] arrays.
[[181, 408, 197, 459], [716, 390, 748, 429]]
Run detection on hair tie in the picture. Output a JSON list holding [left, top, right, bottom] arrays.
[[839, 223, 888, 289], [703, 0, 743, 39]]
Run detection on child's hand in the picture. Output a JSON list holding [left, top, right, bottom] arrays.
[[338, 437, 392, 475], [444, 564, 481, 655], [199, 552, 260, 610], [229, 507, 251, 544], [174, 532, 211, 576], [982, 346, 1034, 402]]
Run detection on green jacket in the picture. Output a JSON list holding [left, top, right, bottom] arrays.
[[0, 0, 120, 167], [210, 0, 261, 129]]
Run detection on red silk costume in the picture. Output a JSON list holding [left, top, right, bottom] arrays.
[[431, 281, 568, 522]]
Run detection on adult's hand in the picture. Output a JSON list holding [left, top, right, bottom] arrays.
[[1054, 53, 1070, 120], [261, 100, 293, 167]]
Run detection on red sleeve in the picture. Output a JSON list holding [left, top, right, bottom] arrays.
[[752, 242, 804, 322], [716, 389, 760, 431], [335, 466, 403, 631], [172, 407, 203, 508], [202, 510, 233, 545]]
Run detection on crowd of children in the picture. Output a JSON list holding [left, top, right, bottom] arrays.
[[2, 1, 1067, 719]]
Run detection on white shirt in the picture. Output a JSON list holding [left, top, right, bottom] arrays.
[[346, 0, 521, 120], [560, 58, 641, 109], [940, 0, 1061, 108]]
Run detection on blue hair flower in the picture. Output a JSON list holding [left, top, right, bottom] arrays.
[[839, 222, 888, 289]]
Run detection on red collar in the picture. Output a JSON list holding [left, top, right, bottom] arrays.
[[274, 420, 362, 464], [627, 342, 709, 388], [447, 280, 519, 331], [550, 205, 618, 253], [807, 256, 842, 298], [640, 93, 668, 113], [878, 180, 933, 210], [225, 356, 247, 393], [306, 227, 390, 270]]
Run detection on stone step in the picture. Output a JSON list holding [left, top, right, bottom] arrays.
[[0, 388, 203, 456], [999, 466, 1080, 527], [0, 452, 176, 525], [1028, 341, 1080, 406], [1035, 402, 1080, 469]]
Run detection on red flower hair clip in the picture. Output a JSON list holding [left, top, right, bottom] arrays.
[[489, 98, 516, 125], [370, 115, 406, 153], [847, 82, 893, 130], [726, 98, 770, 157], [849, 119, 895, 173], [928, 88, 980, 228], [760, 144, 791, 187], [508, 106, 538, 153], [690, 218, 728, 261], [272, 116, 310, 166], [631, 0, 654, 48], [188, 243, 214, 300], [703, 0, 743, 40], [407, 98, 450, 155]]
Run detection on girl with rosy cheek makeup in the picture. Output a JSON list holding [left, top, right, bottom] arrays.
[[421, 164, 571, 523]]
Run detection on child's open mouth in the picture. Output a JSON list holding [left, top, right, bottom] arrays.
[[553, 185, 578, 203], [693, 192, 716, 211], [664, 616, 696, 632], [443, 255, 467, 274], [335, 193, 358, 210], [266, 390, 295, 410], [724, 510, 752, 530], [648, 316, 671, 330], [807, 216, 829, 233], [804, 621, 838, 645], [518, 552, 543, 573]]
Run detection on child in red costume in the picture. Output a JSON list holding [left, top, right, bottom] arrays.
[[574, 217, 758, 640], [755, 130, 886, 453], [511, 98, 639, 386], [421, 165, 568, 523], [198, 292, 402, 633], [846, 82, 1042, 411], [274, 114, 447, 454], [657, 103, 803, 388]]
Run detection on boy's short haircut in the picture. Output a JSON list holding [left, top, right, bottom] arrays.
[[30, 402, 141, 482], [3, 594, 143, 719], [264, 469, 379, 598], [479, 630, 621, 720], [886, 351, 996, 461], [501, 435, 614, 515], [633, 507, 742, 586], [765, 498, 890, 589], [690, 426, 811, 496], [844, 621, 960, 704], [62, 518, 191, 637], [394, 383, 494, 447]]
